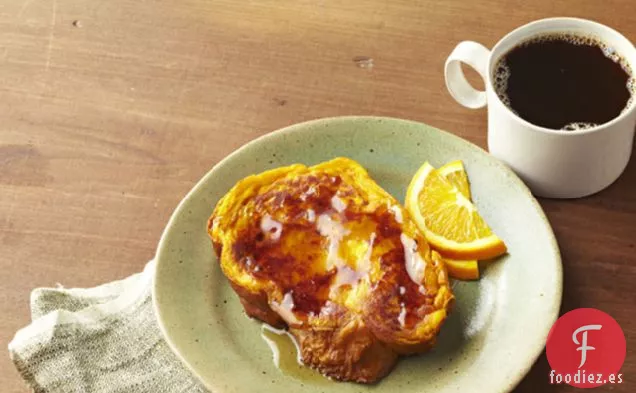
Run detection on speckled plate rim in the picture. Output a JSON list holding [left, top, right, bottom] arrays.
[[152, 115, 563, 392]]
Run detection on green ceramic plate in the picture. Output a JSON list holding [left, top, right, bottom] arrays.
[[153, 116, 562, 393]]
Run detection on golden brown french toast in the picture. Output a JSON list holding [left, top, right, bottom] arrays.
[[208, 157, 454, 383]]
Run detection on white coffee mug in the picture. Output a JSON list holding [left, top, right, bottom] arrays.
[[445, 17, 636, 198]]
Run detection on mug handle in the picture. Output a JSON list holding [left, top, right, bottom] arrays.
[[444, 41, 491, 109]]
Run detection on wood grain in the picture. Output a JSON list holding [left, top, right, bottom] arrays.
[[1, 0, 635, 391]]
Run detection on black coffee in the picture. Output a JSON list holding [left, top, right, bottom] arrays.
[[494, 33, 634, 130]]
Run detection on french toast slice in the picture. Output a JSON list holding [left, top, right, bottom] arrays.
[[208, 157, 454, 383]]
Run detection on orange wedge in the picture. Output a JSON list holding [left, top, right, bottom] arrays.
[[438, 160, 471, 200], [443, 258, 480, 280], [405, 161, 507, 260], [437, 161, 480, 280]]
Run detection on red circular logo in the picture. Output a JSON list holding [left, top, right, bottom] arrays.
[[546, 308, 626, 388]]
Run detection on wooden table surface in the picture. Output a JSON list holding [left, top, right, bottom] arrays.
[[1, 0, 634, 391]]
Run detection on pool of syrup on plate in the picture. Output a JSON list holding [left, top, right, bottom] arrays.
[[260, 324, 330, 385]]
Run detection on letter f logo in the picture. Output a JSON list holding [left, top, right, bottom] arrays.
[[572, 325, 602, 368], [546, 309, 626, 388]]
